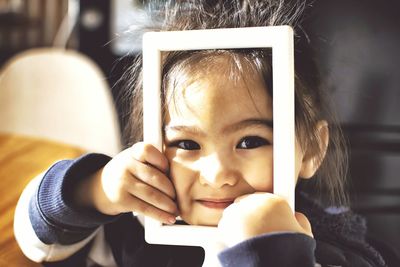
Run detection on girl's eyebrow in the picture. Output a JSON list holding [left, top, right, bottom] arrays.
[[164, 119, 273, 136], [164, 125, 206, 137], [222, 119, 273, 134]]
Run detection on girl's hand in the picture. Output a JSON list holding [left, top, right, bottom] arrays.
[[217, 192, 313, 247], [77, 142, 178, 225]]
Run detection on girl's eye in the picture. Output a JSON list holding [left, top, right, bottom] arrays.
[[236, 136, 270, 149], [171, 140, 200, 150]]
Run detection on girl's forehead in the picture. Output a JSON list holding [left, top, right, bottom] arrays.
[[167, 54, 234, 85], [164, 59, 272, 123], [165, 53, 269, 99]]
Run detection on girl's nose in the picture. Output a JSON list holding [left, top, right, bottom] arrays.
[[197, 154, 239, 188]]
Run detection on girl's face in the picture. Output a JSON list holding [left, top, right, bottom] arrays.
[[164, 56, 305, 226]]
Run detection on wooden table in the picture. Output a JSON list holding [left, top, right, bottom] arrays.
[[0, 133, 84, 266]]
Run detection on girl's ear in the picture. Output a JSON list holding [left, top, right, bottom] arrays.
[[299, 120, 329, 179]]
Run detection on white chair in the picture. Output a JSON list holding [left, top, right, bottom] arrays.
[[0, 48, 122, 156]]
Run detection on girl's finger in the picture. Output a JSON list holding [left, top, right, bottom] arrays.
[[125, 194, 176, 225], [295, 212, 313, 237], [126, 161, 176, 199], [131, 143, 169, 173], [125, 176, 178, 215]]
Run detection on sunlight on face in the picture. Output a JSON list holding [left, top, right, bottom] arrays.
[[164, 55, 303, 226]]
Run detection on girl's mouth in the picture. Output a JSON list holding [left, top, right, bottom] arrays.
[[196, 199, 234, 209]]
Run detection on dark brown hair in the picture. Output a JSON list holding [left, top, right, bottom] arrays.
[[117, 0, 348, 207]]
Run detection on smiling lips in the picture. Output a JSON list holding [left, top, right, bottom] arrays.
[[197, 199, 235, 209]]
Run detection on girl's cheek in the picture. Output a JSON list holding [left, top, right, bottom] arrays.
[[169, 158, 198, 193], [244, 168, 273, 192], [241, 152, 273, 192]]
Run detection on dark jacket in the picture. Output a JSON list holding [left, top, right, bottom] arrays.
[[26, 154, 387, 267]]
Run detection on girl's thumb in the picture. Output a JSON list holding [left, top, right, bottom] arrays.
[[295, 212, 314, 238]]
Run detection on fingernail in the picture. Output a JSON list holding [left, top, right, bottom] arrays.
[[167, 217, 176, 225]]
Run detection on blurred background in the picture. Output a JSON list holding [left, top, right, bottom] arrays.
[[0, 0, 399, 265], [0, 0, 139, 109]]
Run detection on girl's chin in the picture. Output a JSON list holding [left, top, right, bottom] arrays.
[[180, 210, 222, 226], [182, 219, 219, 227]]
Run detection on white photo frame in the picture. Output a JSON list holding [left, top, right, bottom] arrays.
[[142, 26, 295, 248]]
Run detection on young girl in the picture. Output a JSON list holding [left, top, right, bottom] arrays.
[[15, 0, 387, 266]]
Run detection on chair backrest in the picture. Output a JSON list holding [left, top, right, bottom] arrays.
[[303, 0, 400, 262], [0, 48, 121, 156]]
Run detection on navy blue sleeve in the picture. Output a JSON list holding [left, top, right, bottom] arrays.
[[218, 232, 316, 267], [29, 153, 120, 245]]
